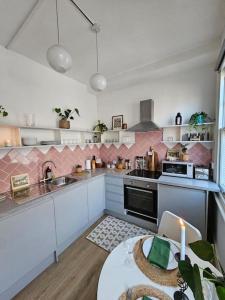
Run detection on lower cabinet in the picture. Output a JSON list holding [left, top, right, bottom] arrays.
[[87, 176, 105, 223], [158, 184, 207, 238], [105, 175, 124, 215], [0, 198, 56, 298], [53, 183, 89, 252]]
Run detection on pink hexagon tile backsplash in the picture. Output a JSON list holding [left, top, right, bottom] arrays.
[[0, 132, 212, 193]]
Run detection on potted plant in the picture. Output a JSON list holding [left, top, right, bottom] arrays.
[[189, 112, 208, 130], [93, 120, 108, 134], [180, 143, 189, 161], [178, 240, 225, 300], [0, 105, 8, 118], [54, 107, 80, 129], [75, 164, 83, 173]]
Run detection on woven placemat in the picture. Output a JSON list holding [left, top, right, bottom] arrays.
[[119, 284, 172, 300], [133, 237, 179, 287]]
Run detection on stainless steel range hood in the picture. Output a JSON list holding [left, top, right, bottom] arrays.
[[128, 99, 160, 132]]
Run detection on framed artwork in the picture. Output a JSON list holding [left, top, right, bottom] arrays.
[[112, 115, 123, 130], [11, 173, 30, 192], [166, 149, 180, 161]]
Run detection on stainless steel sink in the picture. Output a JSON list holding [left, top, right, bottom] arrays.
[[50, 176, 77, 187]]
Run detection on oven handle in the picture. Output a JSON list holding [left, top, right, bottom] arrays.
[[125, 186, 153, 193]]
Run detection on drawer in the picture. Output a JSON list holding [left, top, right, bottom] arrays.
[[106, 192, 124, 204], [105, 176, 123, 187], [106, 184, 123, 195], [106, 200, 124, 215]]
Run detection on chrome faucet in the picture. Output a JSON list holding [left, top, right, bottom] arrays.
[[40, 160, 57, 183]]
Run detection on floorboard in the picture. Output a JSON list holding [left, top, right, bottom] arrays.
[[14, 216, 108, 300]]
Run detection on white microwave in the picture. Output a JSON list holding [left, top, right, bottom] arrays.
[[162, 160, 194, 178]]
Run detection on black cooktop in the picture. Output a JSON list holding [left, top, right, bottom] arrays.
[[127, 169, 162, 179]]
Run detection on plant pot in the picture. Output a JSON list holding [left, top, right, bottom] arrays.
[[75, 167, 83, 173], [59, 119, 70, 129], [182, 153, 189, 161], [197, 115, 204, 124]]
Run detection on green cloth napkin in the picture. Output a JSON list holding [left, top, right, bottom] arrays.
[[142, 296, 152, 300], [147, 236, 170, 269]]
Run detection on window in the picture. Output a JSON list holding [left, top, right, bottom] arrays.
[[218, 60, 225, 192]]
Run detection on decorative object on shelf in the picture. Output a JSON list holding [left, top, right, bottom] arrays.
[[122, 123, 128, 130], [93, 120, 108, 133], [189, 112, 208, 129], [0, 105, 8, 118], [54, 107, 80, 129], [75, 164, 83, 173], [47, 0, 72, 73], [11, 173, 30, 192], [175, 113, 182, 125], [180, 144, 189, 161], [166, 149, 180, 161], [112, 115, 123, 130], [178, 240, 225, 300], [5, 139, 12, 147], [90, 23, 107, 91], [24, 113, 35, 127], [22, 137, 37, 146]]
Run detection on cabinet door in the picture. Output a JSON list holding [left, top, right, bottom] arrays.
[[0, 199, 56, 294], [54, 184, 88, 247], [158, 184, 206, 238], [88, 176, 105, 223]]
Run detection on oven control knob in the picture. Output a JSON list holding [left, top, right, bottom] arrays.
[[146, 184, 150, 188], [130, 181, 134, 185]]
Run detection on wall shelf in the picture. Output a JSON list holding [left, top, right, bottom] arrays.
[[0, 124, 136, 151]]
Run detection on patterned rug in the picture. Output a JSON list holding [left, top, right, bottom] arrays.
[[86, 215, 153, 252]]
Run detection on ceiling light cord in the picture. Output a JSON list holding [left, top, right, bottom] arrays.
[[55, 0, 60, 44], [96, 32, 99, 73]]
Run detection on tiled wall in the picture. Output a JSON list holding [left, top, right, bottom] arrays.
[[0, 131, 212, 193]]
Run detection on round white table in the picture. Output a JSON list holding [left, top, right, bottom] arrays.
[[97, 236, 221, 300]]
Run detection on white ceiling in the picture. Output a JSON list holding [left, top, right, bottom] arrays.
[[0, 0, 225, 88]]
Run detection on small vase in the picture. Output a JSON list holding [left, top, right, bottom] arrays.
[[59, 119, 70, 129]]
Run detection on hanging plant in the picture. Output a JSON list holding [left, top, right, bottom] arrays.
[[0, 105, 8, 117], [93, 120, 108, 134]]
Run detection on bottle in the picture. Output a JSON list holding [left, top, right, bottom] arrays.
[[175, 113, 182, 125], [91, 156, 96, 170]]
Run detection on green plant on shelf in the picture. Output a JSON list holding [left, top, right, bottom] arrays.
[[54, 107, 80, 120], [0, 105, 8, 117], [189, 112, 208, 131], [93, 120, 108, 134], [178, 240, 225, 300]]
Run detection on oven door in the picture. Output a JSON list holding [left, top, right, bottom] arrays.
[[124, 185, 157, 222]]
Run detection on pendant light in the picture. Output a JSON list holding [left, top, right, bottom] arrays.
[[89, 23, 107, 91], [47, 0, 72, 73]]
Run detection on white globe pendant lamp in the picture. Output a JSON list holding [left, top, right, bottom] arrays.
[[47, 0, 72, 73], [90, 24, 107, 91]]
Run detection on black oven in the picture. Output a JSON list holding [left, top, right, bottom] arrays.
[[124, 178, 158, 223]]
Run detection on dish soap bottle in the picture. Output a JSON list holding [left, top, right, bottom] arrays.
[[91, 156, 96, 170], [175, 112, 182, 125]]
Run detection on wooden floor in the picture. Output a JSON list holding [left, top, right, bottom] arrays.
[[14, 216, 108, 300]]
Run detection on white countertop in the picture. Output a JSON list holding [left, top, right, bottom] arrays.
[[158, 175, 220, 192]]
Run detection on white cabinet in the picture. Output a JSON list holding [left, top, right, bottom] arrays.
[[53, 183, 89, 252], [158, 184, 207, 238], [88, 176, 105, 223], [0, 198, 56, 296]]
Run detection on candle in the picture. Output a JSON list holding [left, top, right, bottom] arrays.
[[5, 139, 12, 147], [180, 218, 186, 260]]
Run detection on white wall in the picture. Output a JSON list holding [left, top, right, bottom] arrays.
[[0, 46, 97, 130], [97, 63, 216, 128]]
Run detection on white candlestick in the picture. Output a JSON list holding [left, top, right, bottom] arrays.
[[180, 218, 186, 260]]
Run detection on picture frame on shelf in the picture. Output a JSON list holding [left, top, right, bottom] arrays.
[[166, 149, 180, 161], [11, 173, 30, 192], [112, 115, 123, 130]]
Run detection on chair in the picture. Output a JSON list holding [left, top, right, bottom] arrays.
[[158, 211, 202, 244]]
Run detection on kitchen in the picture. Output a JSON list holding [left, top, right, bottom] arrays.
[[0, 1, 225, 299]]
